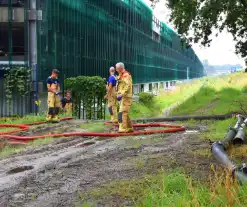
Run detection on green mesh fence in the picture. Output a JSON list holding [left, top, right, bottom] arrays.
[[1, 0, 204, 86], [36, 0, 204, 86]]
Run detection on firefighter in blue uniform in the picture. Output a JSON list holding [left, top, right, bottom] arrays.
[[104, 67, 118, 123]]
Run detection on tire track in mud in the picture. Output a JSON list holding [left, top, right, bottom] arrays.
[[0, 130, 190, 207]]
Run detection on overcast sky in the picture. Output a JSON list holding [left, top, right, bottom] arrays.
[[142, 0, 245, 67]]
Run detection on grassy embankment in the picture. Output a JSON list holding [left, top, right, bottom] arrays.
[[131, 72, 247, 118], [79, 72, 247, 206], [172, 72, 247, 116], [130, 78, 206, 119]]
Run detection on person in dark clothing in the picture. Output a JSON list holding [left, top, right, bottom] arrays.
[[61, 91, 73, 116]]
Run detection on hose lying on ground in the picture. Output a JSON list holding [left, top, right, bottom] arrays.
[[211, 114, 247, 185], [0, 113, 238, 146], [91, 113, 235, 123], [2, 114, 246, 185], [0, 118, 74, 135], [0, 118, 185, 145], [134, 114, 234, 122]]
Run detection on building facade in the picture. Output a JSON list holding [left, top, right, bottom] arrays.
[[0, 0, 204, 113]]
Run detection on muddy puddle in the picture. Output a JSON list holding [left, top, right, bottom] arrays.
[[184, 130, 199, 134]]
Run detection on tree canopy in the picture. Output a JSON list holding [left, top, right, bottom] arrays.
[[151, 0, 247, 64]]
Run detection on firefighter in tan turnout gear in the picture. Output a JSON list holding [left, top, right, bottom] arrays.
[[105, 67, 118, 123], [46, 69, 61, 122], [115, 62, 133, 133]]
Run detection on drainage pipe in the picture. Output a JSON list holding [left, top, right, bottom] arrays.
[[221, 114, 244, 149], [211, 142, 235, 168], [211, 115, 247, 185], [91, 113, 235, 123], [211, 142, 247, 185], [234, 164, 247, 185], [233, 118, 247, 145], [233, 127, 245, 145], [134, 114, 234, 123]]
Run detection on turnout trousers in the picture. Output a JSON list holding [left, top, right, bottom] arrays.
[[46, 92, 61, 121], [118, 97, 133, 132]]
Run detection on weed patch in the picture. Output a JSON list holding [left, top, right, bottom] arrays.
[[0, 113, 69, 125], [0, 137, 54, 158], [201, 118, 236, 141], [80, 122, 110, 132], [190, 148, 211, 158]]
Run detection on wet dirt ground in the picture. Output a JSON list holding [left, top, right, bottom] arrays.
[[0, 120, 216, 207]]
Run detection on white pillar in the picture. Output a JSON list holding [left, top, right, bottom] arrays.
[[144, 84, 149, 92], [187, 67, 190, 80], [133, 85, 139, 94]]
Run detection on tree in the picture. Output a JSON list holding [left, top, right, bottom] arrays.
[[151, 0, 247, 64]]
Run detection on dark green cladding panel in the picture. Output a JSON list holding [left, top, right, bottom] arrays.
[[37, 0, 204, 84]]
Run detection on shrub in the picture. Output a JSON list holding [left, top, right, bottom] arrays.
[[138, 92, 154, 105], [242, 85, 247, 93], [65, 76, 106, 119]]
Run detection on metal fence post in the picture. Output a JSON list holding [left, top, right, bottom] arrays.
[[28, 0, 42, 115]]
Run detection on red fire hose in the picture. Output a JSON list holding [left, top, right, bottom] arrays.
[[0, 124, 30, 135], [0, 118, 185, 146]]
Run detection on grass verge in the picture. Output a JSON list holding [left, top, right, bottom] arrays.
[[78, 169, 247, 207], [0, 137, 54, 158], [0, 113, 70, 125], [200, 118, 236, 141], [80, 122, 111, 132]]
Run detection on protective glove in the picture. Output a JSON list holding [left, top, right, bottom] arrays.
[[117, 95, 122, 101], [55, 92, 60, 95]]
